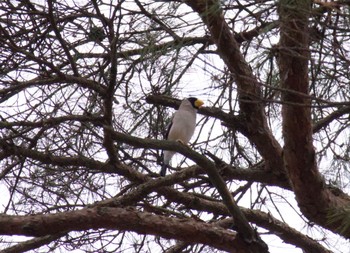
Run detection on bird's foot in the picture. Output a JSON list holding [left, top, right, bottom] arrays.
[[176, 139, 186, 145]]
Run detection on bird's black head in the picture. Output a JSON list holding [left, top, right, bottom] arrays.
[[187, 97, 204, 109]]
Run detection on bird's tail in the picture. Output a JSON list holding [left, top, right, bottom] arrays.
[[160, 164, 167, 177], [160, 150, 174, 176]]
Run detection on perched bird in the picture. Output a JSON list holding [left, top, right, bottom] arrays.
[[160, 97, 204, 176]]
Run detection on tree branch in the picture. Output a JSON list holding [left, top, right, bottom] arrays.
[[0, 207, 248, 253], [156, 187, 333, 253], [278, 0, 350, 238], [313, 106, 350, 133], [183, 0, 284, 176], [1, 233, 66, 253]]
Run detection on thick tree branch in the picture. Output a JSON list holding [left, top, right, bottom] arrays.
[[95, 174, 331, 253], [183, 0, 284, 176], [0, 207, 248, 253], [156, 188, 333, 253], [278, 0, 350, 237]]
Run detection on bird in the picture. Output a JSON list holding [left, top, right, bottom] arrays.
[[160, 97, 204, 176]]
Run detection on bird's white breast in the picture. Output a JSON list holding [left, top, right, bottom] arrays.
[[168, 109, 196, 144]]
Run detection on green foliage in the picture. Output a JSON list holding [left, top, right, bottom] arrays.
[[327, 206, 350, 236], [88, 26, 106, 42]]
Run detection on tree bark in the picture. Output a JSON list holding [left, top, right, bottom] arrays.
[[278, 0, 350, 236], [0, 207, 249, 253]]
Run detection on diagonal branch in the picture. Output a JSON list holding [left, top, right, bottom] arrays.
[[183, 0, 284, 175], [313, 106, 350, 133]]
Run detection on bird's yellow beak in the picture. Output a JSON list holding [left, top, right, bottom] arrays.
[[194, 99, 204, 108]]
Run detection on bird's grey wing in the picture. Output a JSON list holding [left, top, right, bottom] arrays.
[[164, 120, 173, 140]]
